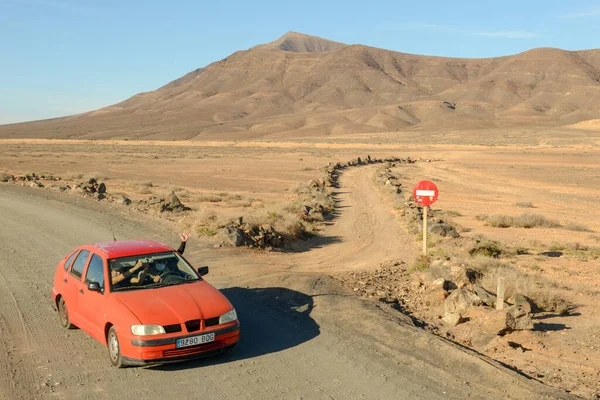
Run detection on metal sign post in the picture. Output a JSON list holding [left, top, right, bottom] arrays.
[[413, 180, 439, 256]]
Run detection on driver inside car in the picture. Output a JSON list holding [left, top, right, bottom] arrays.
[[110, 230, 190, 287]]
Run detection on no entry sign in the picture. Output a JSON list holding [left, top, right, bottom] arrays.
[[413, 180, 439, 206]]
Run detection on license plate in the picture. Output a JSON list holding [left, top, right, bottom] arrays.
[[176, 333, 215, 348]]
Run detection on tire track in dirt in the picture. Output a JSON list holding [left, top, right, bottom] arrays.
[[292, 165, 419, 272]]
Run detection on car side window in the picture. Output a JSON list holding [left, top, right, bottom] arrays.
[[64, 251, 78, 271], [70, 250, 90, 280], [85, 254, 105, 290]]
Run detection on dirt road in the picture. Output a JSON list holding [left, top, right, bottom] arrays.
[[0, 178, 576, 399]]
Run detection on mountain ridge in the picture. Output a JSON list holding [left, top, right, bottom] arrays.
[[1, 32, 600, 140]]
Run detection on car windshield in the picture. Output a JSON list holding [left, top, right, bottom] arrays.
[[109, 251, 200, 292]]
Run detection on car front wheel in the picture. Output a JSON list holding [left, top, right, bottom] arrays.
[[107, 327, 125, 368], [57, 297, 74, 329]]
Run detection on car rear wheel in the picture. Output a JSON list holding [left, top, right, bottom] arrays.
[[57, 297, 74, 329], [107, 327, 125, 368]]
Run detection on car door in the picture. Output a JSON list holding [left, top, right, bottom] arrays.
[[76, 252, 108, 343], [64, 249, 91, 327], [55, 249, 79, 302]]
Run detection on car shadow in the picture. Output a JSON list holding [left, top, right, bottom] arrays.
[[151, 286, 320, 371]]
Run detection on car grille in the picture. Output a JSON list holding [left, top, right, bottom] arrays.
[[164, 324, 182, 334], [205, 317, 219, 327], [185, 319, 201, 332], [163, 341, 223, 358]]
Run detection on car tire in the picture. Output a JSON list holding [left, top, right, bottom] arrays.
[[107, 327, 125, 368], [57, 297, 74, 329]]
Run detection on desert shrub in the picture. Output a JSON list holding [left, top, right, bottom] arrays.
[[470, 259, 571, 314], [481, 213, 560, 229], [469, 241, 503, 258], [475, 214, 488, 221], [564, 223, 592, 232], [515, 202, 534, 208], [410, 255, 431, 273], [484, 215, 513, 228], [196, 194, 223, 203], [196, 226, 218, 237]]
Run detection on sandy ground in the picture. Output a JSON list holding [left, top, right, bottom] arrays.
[[1, 132, 599, 398], [0, 184, 573, 400]]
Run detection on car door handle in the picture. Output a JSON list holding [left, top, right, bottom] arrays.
[[79, 289, 84, 294], [63, 279, 68, 283]]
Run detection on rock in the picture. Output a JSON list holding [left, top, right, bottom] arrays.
[[162, 191, 189, 212], [478, 309, 510, 335], [222, 227, 251, 247], [506, 304, 533, 331], [471, 330, 497, 350], [474, 304, 533, 335], [429, 223, 460, 238], [472, 284, 497, 307], [443, 312, 464, 327], [92, 192, 106, 200], [29, 181, 44, 188], [97, 182, 106, 194], [147, 197, 163, 206], [113, 195, 131, 206], [59, 185, 71, 192], [450, 265, 472, 287], [0, 173, 14, 182], [422, 278, 449, 307], [444, 287, 482, 315], [512, 294, 532, 314]]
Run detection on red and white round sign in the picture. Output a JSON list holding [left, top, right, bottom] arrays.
[[413, 180, 439, 206]]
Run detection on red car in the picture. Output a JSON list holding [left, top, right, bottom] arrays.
[[51, 239, 240, 367]]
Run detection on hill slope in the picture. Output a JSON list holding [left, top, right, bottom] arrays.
[[2, 33, 600, 140]]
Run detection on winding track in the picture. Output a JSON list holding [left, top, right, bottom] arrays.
[[0, 173, 574, 400]]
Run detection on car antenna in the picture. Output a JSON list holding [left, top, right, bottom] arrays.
[[109, 221, 117, 242]]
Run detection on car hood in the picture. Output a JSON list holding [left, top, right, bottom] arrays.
[[112, 281, 233, 325]]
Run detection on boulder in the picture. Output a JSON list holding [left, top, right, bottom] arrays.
[[421, 278, 449, 307], [444, 287, 482, 315], [0, 173, 14, 182], [222, 226, 251, 247], [442, 312, 465, 327], [506, 304, 533, 331], [161, 191, 190, 212], [512, 293, 532, 314], [472, 284, 497, 307], [97, 182, 107, 194], [471, 330, 497, 350], [474, 304, 533, 335], [113, 195, 131, 206]]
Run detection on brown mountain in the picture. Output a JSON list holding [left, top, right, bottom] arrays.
[[2, 32, 600, 140]]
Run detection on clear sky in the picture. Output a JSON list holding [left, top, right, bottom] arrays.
[[1, 0, 599, 124]]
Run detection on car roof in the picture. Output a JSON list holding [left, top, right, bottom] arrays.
[[86, 240, 175, 259]]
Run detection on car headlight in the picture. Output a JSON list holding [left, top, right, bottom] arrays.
[[219, 309, 237, 324], [131, 325, 166, 336]]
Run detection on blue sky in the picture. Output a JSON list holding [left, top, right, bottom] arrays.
[[1, 0, 599, 124]]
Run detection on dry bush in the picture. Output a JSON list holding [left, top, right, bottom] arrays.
[[245, 207, 308, 239], [196, 227, 218, 237], [468, 256, 571, 314], [515, 201, 535, 208], [469, 240, 503, 258], [483, 213, 560, 229], [196, 194, 223, 203], [410, 255, 431, 273], [564, 222, 593, 232]]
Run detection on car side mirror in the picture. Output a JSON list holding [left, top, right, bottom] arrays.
[[88, 282, 102, 293], [197, 266, 209, 276]]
